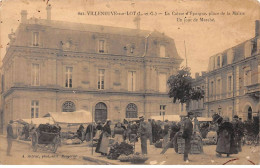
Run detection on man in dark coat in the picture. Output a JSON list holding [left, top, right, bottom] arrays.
[[6, 120, 14, 156], [232, 115, 244, 152], [182, 112, 194, 162], [138, 116, 148, 154]]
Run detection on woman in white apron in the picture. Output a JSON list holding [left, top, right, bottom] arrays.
[[95, 120, 112, 155]]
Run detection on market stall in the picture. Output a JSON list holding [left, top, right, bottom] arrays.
[[43, 110, 92, 144]]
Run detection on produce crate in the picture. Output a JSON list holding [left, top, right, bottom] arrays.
[[176, 136, 203, 154]]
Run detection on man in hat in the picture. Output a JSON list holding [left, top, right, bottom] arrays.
[[182, 112, 194, 162], [6, 120, 14, 156], [232, 115, 244, 152], [138, 116, 148, 154]]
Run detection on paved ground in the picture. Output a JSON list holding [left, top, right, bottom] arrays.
[[0, 136, 259, 165], [0, 136, 100, 165]]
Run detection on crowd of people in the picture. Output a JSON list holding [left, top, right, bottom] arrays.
[[5, 113, 259, 162]]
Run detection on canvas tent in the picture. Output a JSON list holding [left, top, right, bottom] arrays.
[[15, 117, 55, 125], [43, 110, 92, 124], [151, 115, 181, 122]]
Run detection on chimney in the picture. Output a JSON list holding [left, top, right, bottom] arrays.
[[195, 72, 200, 79], [255, 20, 260, 37], [133, 16, 140, 29], [21, 10, 27, 23], [46, 4, 52, 21]]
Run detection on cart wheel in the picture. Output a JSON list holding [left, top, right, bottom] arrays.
[[52, 137, 59, 153], [32, 133, 38, 152]]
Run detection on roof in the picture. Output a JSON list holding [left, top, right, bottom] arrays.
[[43, 110, 92, 124], [27, 18, 151, 37]]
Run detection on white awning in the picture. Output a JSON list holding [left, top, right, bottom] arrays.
[[15, 117, 54, 125], [43, 110, 92, 124]]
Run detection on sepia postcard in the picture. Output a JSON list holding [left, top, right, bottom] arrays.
[[0, 0, 259, 165]]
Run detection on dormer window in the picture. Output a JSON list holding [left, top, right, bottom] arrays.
[[33, 32, 39, 46], [160, 45, 166, 57], [130, 46, 134, 54], [244, 41, 252, 58], [227, 49, 234, 64], [99, 40, 105, 53]]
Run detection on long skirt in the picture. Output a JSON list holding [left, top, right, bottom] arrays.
[[99, 134, 110, 154], [162, 134, 169, 148]]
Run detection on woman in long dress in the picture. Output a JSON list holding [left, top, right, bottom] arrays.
[[95, 120, 112, 155], [112, 122, 125, 144], [212, 114, 238, 157]]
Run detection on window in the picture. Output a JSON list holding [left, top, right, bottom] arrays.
[[65, 67, 73, 88], [31, 64, 40, 86], [217, 78, 221, 95], [227, 75, 233, 91], [160, 45, 166, 57], [99, 40, 105, 53], [244, 68, 251, 86], [62, 101, 76, 112], [33, 32, 39, 46], [95, 102, 107, 122], [159, 73, 167, 92], [98, 69, 105, 90], [130, 47, 134, 54], [160, 105, 166, 116], [244, 41, 252, 58], [210, 81, 214, 96], [128, 71, 136, 91], [227, 49, 234, 64], [115, 70, 120, 84], [31, 100, 39, 118], [217, 56, 220, 67], [126, 103, 138, 118]]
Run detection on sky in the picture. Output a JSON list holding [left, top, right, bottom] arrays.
[[0, 0, 259, 76]]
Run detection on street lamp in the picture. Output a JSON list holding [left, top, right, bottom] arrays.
[[218, 105, 222, 116]]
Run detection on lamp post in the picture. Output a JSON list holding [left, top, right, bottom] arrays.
[[218, 105, 222, 116]]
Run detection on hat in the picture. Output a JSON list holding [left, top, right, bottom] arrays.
[[9, 120, 13, 124], [212, 113, 222, 123], [187, 112, 194, 116], [139, 116, 144, 120], [233, 115, 239, 119]]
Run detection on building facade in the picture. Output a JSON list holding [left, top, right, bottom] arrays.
[[190, 20, 260, 121], [0, 8, 183, 132]]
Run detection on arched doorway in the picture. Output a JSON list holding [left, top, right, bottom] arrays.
[[126, 103, 138, 118], [62, 101, 76, 112], [248, 107, 252, 120], [95, 102, 107, 123]]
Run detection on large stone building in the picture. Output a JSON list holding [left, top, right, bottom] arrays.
[[189, 20, 260, 120], [0, 7, 183, 132]]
